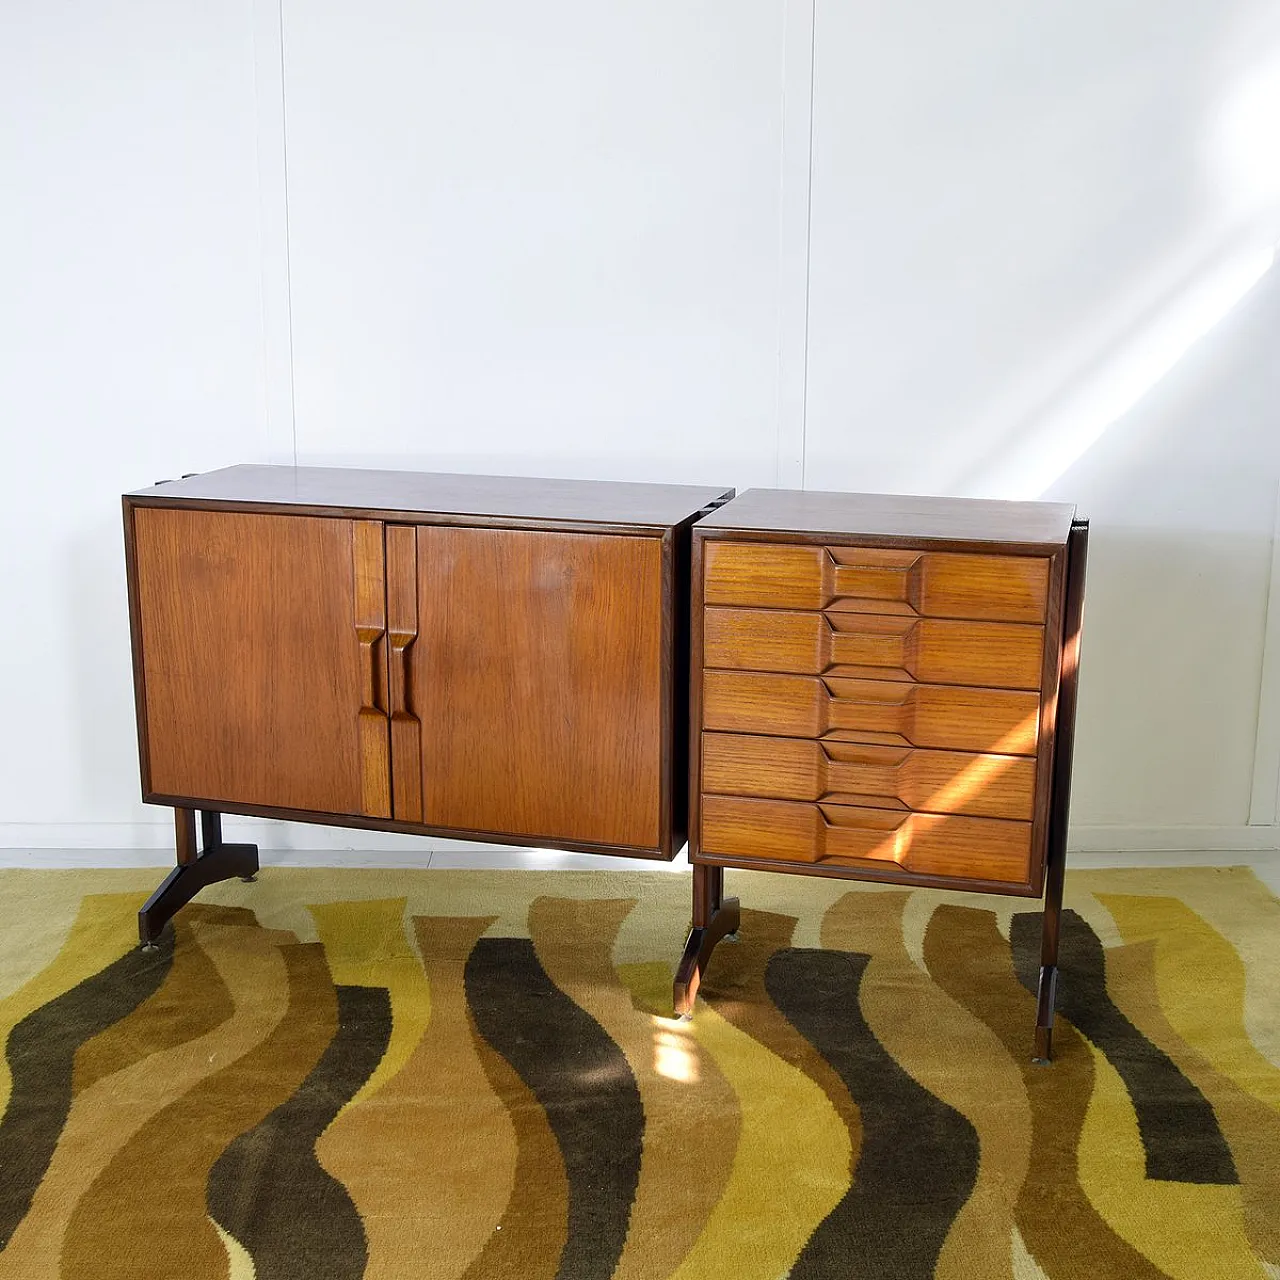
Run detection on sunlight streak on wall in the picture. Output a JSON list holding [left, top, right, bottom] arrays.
[[972, 241, 1276, 501]]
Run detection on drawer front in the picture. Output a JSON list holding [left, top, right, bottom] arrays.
[[704, 607, 1045, 690], [702, 670, 1040, 754], [701, 794, 1033, 886], [705, 541, 1049, 623], [702, 732, 1036, 821]]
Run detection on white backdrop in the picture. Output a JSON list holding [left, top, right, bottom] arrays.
[[2, 0, 1278, 857]]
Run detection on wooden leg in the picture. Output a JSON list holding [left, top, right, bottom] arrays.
[[673, 864, 740, 1017], [138, 807, 260, 949], [1033, 843, 1064, 1063], [1034, 519, 1088, 1062]]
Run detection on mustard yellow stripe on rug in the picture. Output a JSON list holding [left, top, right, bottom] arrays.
[[1107, 938, 1280, 1267], [1101, 894, 1280, 1113], [0, 892, 142, 1116], [531, 896, 738, 1280], [316, 915, 515, 1280], [666, 999, 851, 1280], [1078, 1038, 1263, 1279], [308, 898, 431, 1105], [823, 891, 1032, 1280], [63, 935, 336, 1280], [925, 904, 1167, 1280], [0, 916, 295, 1279]]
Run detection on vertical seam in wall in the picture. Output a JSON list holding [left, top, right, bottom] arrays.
[[277, 0, 298, 466], [1248, 474, 1280, 826], [800, 0, 816, 491], [250, 0, 295, 465], [775, 0, 817, 490]]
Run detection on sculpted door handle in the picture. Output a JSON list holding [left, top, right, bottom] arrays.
[[356, 628, 387, 716], [389, 631, 415, 717]]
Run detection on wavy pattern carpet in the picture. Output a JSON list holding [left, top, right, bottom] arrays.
[[0, 865, 1278, 1280]]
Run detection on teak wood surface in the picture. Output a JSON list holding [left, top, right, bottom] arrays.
[[701, 670, 1042, 754], [411, 525, 665, 849], [704, 541, 1051, 623], [127, 464, 731, 531], [703, 608, 1047, 689], [132, 507, 379, 817], [701, 731, 1037, 821]]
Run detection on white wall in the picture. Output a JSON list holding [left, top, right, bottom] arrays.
[[2, 0, 1278, 856]]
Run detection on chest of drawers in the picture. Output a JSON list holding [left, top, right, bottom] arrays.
[[674, 489, 1088, 1061]]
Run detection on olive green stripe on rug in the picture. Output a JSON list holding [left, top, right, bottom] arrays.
[[0, 865, 1277, 1280]]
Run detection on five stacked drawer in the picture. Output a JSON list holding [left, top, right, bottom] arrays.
[[696, 540, 1057, 891]]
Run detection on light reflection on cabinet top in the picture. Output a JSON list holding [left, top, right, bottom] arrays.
[[699, 488, 1077, 550], [127, 464, 734, 531]]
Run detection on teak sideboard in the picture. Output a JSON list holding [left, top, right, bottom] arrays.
[[124, 468, 1086, 1061], [123, 465, 733, 946], [673, 488, 1087, 1062]]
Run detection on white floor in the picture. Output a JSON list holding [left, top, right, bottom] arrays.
[[2, 844, 1278, 894]]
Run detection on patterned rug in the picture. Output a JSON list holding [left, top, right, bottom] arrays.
[[0, 864, 1277, 1280]]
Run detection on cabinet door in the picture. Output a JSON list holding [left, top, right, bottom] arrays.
[[407, 525, 663, 850], [132, 507, 391, 818]]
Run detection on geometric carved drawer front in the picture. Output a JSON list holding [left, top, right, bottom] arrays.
[[705, 542, 1050, 623], [701, 671, 1041, 754], [700, 794, 1034, 886], [704, 607, 1046, 690], [701, 732, 1037, 821]]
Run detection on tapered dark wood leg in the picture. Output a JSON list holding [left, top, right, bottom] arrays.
[[139, 807, 259, 949], [673, 864, 740, 1017], [1033, 518, 1088, 1063], [1033, 844, 1064, 1063]]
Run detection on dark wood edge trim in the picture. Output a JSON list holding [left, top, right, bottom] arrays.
[[687, 532, 707, 863], [1043, 518, 1089, 895], [659, 528, 676, 857], [670, 491, 732, 859], [1026, 545, 1069, 894], [690, 851, 1041, 897], [125, 495, 706, 538], [691, 525, 1069, 558], [140, 793, 677, 861], [122, 497, 153, 796]]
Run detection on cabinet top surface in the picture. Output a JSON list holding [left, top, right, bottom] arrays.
[[127, 465, 734, 528], [698, 487, 1077, 546]]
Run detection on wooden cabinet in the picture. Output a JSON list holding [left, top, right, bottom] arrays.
[[124, 465, 732, 943], [675, 488, 1088, 1060]]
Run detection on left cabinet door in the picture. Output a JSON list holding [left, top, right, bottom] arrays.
[[129, 506, 392, 819]]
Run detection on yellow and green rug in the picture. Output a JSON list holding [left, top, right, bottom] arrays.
[[0, 865, 1277, 1279]]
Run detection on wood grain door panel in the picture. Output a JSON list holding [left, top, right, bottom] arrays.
[[702, 732, 1036, 821], [413, 526, 663, 849], [704, 607, 1045, 688], [701, 794, 1032, 885], [134, 507, 389, 817], [704, 542, 1049, 622], [701, 670, 1041, 754]]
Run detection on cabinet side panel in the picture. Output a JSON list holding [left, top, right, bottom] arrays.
[[134, 507, 371, 816], [415, 526, 664, 850]]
